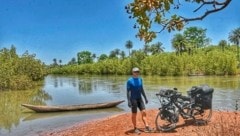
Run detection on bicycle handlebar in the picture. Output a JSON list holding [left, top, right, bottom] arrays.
[[156, 91, 190, 101]]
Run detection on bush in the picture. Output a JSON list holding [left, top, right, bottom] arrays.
[[48, 47, 239, 76], [0, 46, 46, 91]]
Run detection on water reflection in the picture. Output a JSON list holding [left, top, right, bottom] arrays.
[[78, 80, 93, 94], [29, 89, 52, 105], [0, 88, 52, 131]]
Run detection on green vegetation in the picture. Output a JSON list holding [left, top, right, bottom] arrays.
[[50, 47, 238, 76], [50, 26, 240, 76], [0, 46, 46, 91], [1, 27, 239, 90]]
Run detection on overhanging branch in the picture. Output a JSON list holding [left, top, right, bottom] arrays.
[[183, 0, 231, 22]]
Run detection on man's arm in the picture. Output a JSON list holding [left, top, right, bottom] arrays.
[[141, 88, 148, 104], [140, 79, 148, 104], [127, 90, 131, 106], [127, 81, 132, 107]]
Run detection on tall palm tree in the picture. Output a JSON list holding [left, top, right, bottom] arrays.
[[229, 27, 240, 61], [150, 42, 164, 55], [171, 33, 187, 55], [53, 58, 57, 66], [125, 40, 133, 56], [59, 59, 62, 66]]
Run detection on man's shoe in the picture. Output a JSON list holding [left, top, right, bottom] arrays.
[[134, 128, 141, 134], [144, 126, 152, 133]]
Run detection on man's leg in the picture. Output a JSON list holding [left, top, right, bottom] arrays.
[[139, 99, 152, 132], [132, 113, 137, 128], [131, 100, 141, 134], [141, 109, 149, 127], [131, 100, 138, 129]]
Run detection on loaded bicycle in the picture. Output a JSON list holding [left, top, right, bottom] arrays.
[[155, 85, 214, 132]]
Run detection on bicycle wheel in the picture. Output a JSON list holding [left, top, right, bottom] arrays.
[[155, 110, 177, 132], [192, 104, 212, 124]]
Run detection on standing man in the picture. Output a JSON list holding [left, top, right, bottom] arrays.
[[127, 67, 152, 134]]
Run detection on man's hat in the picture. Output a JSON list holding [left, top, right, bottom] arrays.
[[132, 67, 140, 72]]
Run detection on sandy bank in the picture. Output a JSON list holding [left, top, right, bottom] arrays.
[[42, 109, 240, 136]]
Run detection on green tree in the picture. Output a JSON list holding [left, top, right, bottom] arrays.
[[59, 59, 62, 66], [125, 40, 133, 56], [143, 44, 151, 55], [0, 46, 46, 90], [183, 27, 210, 49], [68, 57, 77, 65], [109, 50, 117, 58], [92, 53, 97, 62], [150, 42, 164, 55], [218, 40, 228, 52], [131, 50, 146, 66], [114, 48, 120, 58], [125, 0, 231, 43], [171, 33, 187, 55], [120, 51, 126, 59], [98, 54, 108, 61], [228, 27, 240, 61], [9, 45, 18, 59], [52, 58, 58, 66], [77, 51, 93, 64]]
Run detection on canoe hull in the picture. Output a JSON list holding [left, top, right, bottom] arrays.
[[22, 100, 125, 113]]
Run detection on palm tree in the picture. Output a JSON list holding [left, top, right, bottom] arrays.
[[171, 33, 187, 55], [150, 42, 164, 55], [125, 40, 133, 56], [109, 50, 117, 58], [114, 48, 120, 58], [143, 44, 151, 55], [120, 51, 126, 59], [53, 58, 58, 66], [218, 40, 227, 52], [59, 59, 62, 67], [92, 53, 96, 62], [229, 27, 240, 61], [68, 57, 77, 65]]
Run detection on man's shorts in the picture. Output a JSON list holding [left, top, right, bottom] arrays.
[[131, 98, 145, 113]]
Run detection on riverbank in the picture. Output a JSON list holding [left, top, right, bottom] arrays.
[[42, 109, 240, 136]]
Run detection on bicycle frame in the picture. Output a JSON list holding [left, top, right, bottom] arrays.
[[156, 91, 194, 120], [155, 86, 213, 132]]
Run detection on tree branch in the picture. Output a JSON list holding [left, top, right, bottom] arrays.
[[182, 0, 231, 22]]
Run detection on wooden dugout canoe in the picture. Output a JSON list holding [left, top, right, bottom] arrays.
[[21, 100, 125, 113]]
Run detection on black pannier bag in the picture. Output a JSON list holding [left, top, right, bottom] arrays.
[[187, 85, 214, 109]]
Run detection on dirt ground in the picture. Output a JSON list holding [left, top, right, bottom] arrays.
[[42, 109, 240, 136]]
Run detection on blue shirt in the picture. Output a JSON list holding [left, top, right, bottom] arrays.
[[127, 77, 144, 100]]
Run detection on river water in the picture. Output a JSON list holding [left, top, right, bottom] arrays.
[[0, 75, 240, 136]]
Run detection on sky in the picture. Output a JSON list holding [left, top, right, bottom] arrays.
[[0, 0, 239, 64]]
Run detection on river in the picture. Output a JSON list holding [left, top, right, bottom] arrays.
[[0, 75, 239, 136]]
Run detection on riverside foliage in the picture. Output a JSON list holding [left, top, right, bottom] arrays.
[[50, 46, 238, 76], [1, 45, 238, 91], [0, 46, 46, 91]]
